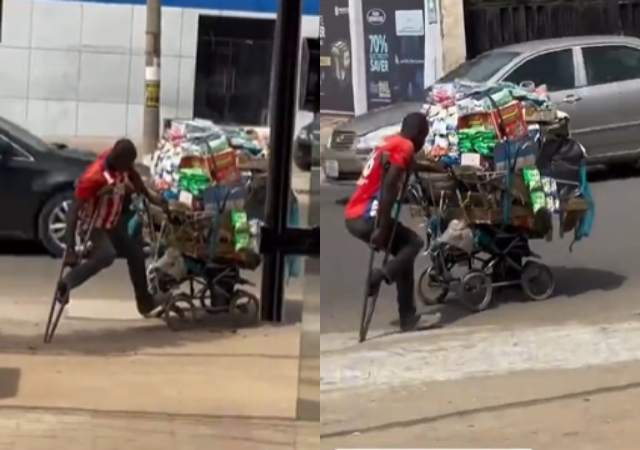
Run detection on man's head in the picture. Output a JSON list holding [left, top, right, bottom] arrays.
[[400, 112, 429, 152], [108, 139, 137, 172]]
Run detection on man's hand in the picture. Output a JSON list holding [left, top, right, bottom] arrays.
[[370, 226, 392, 252], [63, 248, 79, 267]]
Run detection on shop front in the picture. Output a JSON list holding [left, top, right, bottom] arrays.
[[320, 0, 443, 116]]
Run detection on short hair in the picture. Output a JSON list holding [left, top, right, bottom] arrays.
[[111, 138, 137, 160], [400, 112, 429, 138]]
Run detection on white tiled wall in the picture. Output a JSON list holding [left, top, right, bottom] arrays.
[[0, 0, 320, 140]]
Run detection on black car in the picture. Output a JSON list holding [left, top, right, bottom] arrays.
[[293, 115, 320, 171], [0, 116, 134, 256]]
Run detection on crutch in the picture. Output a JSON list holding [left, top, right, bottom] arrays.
[[358, 156, 409, 343], [43, 206, 100, 343]]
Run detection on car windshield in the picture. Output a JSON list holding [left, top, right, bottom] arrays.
[[0, 116, 50, 152], [437, 51, 521, 83]]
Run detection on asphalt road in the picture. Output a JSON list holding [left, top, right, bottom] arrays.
[[320, 172, 640, 335]]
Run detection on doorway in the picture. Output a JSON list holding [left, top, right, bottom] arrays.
[[193, 16, 275, 126]]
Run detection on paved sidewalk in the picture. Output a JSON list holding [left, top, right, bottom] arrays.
[[320, 324, 640, 450], [0, 322, 317, 449]]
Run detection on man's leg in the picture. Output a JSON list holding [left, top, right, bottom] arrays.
[[57, 229, 117, 303], [382, 221, 425, 327], [107, 221, 161, 316], [345, 217, 375, 244], [346, 217, 436, 330]]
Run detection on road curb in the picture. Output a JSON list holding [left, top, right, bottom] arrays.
[[320, 320, 640, 394]]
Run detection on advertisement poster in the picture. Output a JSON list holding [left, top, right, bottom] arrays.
[[361, 0, 426, 111], [319, 0, 355, 114]]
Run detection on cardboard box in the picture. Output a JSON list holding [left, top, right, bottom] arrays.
[[459, 101, 528, 140]]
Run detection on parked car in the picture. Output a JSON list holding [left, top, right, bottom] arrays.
[[322, 35, 640, 179], [0, 116, 148, 256], [293, 114, 320, 171]]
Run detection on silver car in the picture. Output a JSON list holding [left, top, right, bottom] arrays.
[[322, 35, 640, 179]]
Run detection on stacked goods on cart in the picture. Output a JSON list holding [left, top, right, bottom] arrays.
[[147, 119, 261, 268], [419, 81, 594, 244]]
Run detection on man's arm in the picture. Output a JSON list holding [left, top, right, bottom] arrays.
[[376, 145, 413, 233], [67, 174, 103, 250], [65, 198, 86, 249], [128, 169, 164, 206], [377, 164, 405, 233]]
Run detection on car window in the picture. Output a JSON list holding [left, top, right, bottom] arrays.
[[437, 51, 521, 84], [583, 45, 640, 85], [0, 135, 33, 160], [503, 49, 575, 92], [0, 116, 49, 153]]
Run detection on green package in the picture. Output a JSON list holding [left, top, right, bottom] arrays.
[[231, 210, 251, 250], [177, 168, 210, 197], [457, 128, 497, 156], [530, 191, 546, 213], [522, 167, 542, 190]]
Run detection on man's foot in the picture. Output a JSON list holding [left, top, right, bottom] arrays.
[[367, 268, 387, 297], [399, 312, 442, 332], [55, 281, 70, 305]]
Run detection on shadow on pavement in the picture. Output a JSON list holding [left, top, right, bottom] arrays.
[[552, 265, 627, 297], [0, 299, 304, 357], [425, 266, 626, 328], [0, 367, 20, 400]]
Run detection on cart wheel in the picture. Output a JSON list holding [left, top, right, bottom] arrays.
[[229, 289, 260, 322], [520, 260, 555, 301], [457, 270, 493, 312], [163, 293, 197, 330], [417, 266, 449, 305]]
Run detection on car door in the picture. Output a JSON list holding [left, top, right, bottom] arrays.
[[575, 43, 640, 161], [501, 47, 602, 152], [0, 135, 44, 237]]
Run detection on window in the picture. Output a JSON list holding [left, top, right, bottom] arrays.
[[0, 135, 34, 161], [504, 49, 575, 92], [583, 45, 640, 85], [194, 16, 275, 126], [438, 51, 521, 84]]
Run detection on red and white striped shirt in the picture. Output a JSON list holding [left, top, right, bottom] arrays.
[[75, 149, 129, 230]]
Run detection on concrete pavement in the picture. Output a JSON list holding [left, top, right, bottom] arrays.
[[0, 268, 319, 450], [319, 172, 640, 449], [0, 325, 316, 450], [321, 360, 640, 449]]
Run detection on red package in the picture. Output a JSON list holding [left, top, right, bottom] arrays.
[[458, 101, 527, 140], [205, 149, 240, 184]]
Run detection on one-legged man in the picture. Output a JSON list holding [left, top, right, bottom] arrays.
[[56, 139, 169, 318], [344, 112, 441, 332]]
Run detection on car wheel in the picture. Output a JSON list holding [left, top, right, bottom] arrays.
[[37, 191, 74, 257]]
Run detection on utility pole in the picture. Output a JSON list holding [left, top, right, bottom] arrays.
[[142, 0, 162, 155], [259, 0, 303, 323]]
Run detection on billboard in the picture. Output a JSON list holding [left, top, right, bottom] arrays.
[[362, 0, 426, 110], [319, 0, 355, 114]]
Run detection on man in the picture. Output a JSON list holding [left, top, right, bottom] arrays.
[[344, 112, 441, 332], [56, 139, 169, 317]]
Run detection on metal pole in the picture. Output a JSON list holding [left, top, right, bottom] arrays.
[[142, 0, 162, 155], [260, 0, 303, 322]]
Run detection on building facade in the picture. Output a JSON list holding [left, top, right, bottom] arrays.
[[319, 0, 466, 116], [0, 0, 319, 140]]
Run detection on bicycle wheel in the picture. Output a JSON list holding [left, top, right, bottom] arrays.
[[417, 265, 449, 305]]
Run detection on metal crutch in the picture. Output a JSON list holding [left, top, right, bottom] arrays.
[[43, 206, 99, 344], [358, 156, 409, 343]]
